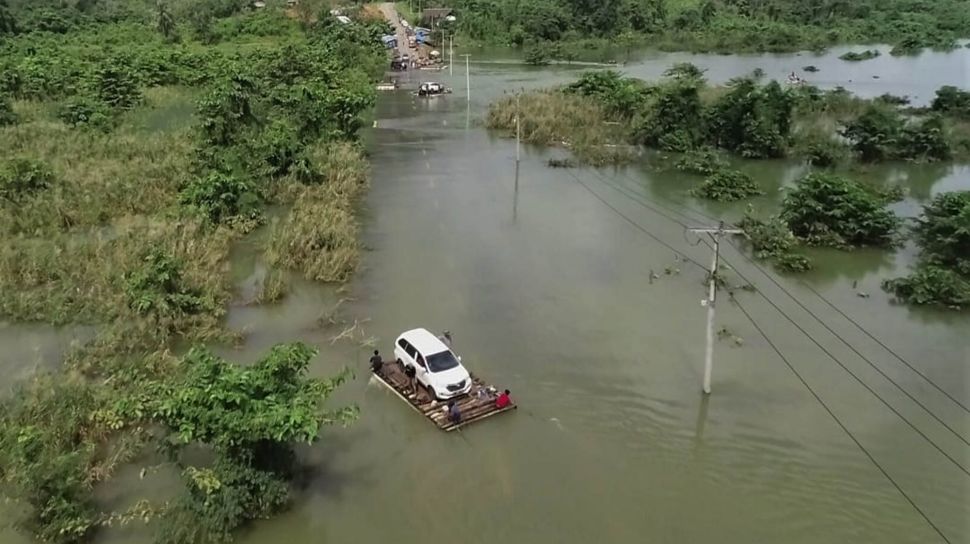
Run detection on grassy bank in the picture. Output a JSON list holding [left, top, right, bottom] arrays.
[[0, 1, 389, 542]]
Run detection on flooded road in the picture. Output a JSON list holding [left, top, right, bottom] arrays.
[[4, 47, 970, 543]]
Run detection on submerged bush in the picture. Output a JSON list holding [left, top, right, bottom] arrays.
[[124, 249, 211, 318], [705, 78, 793, 158], [738, 208, 812, 272], [931, 86, 970, 118], [910, 191, 970, 274], [690, 169, 763, 201], [793, 130, 849, 167], [839, 49, 880, 61], [883, 267, 970, 309], [675, 146, 727, 175], [781, 172, 900, 248]]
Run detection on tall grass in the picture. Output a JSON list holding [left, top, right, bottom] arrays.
[[266, 142, 368, 282], [486, 91, 632, 165]]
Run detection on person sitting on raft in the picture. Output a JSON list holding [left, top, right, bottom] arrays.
[[495, 389, 512, 409]]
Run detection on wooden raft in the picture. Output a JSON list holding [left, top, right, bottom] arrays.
[[372, 360, 516, 431]]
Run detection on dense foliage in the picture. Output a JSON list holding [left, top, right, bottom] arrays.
[[781, 173, 901, 248], [689, 169, 763, 201], [442, 0, 970, 53], [493, 68, 969, 166], [0, 1, 384, 542], [738, 209, 813, 272], [883, 191, 970, 308]]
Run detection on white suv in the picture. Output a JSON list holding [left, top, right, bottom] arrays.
[[394, 328, 472, 400]]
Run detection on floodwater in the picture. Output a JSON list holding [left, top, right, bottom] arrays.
[[4, 46, 970, 543]]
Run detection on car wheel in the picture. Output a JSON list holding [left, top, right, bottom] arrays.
[[425, 383, 437, 401]]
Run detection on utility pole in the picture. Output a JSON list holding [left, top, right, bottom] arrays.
[[513, 92, 521, 222], [687, 221, 744, 395], [449, 34, 453, 76], [460, 54, 471, 102]]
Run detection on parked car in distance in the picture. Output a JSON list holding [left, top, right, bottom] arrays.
[[394, 328, 472, 400]]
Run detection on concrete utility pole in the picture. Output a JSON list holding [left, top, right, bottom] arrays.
[[449, 34, 453, 76], [687, 222, 744, 394], [460, 54, 471, 101], [513, 92, 521, 222]]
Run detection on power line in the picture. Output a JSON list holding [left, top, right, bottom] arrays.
[[601, 168, 969, 416], [564, 169, 707, 271], [568, 164, 966, 537], [720, 239, 970, 447], [593, 168, 970, 443], [732, 297, 952, 544], [582, 168, 970, 475], [798, 280, 970, 415]]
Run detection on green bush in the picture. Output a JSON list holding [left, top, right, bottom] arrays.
[[738, 208, 812, 272], [839, 49, 880, 61], [899, 114, 951, 161], [690, 169, 763, 201], [91, 61, 143, 111], [705, 78, 793, 158], [882, 267, 970, 308], [910, 191, 970, 275], [794, 130, 848, 167], [179, 171, 260, 223], [633, 80, 704, 151], [0, 94, 16, 126], [931, 85, 970, 118], [781, 172, 901, 248], [57, 94, 112, 128], [0, 158, 55, 202], [839, 105, 905, 162], [674, 146, 727, 175], [124, 249, 211, 318]]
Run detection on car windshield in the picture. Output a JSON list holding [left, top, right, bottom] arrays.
[[426, 350, 460, 373]]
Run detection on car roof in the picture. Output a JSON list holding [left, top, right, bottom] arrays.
[[399, 328, 449, 354]]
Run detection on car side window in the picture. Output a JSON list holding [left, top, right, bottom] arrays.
[[405, 343, 416, 359], [416, 354, 426, 369], [397, 338, 408, 350]]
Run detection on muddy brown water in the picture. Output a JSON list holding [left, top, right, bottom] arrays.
[[2, 46, 970, 544]]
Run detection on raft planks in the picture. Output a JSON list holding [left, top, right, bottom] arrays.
[[372, 360, 516, 431]]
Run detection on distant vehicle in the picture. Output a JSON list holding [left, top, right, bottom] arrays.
[[417, 81, 451, 96], [394, 328, 472, 400]]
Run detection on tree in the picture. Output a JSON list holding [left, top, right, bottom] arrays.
[[156, 1, 178, 43], [633, 79, 705, 151], [839, 104, 904, 162], [781, 172, 901, 248], [705, 78, 793, 158], [909, 191, 970, 275], [0, 0, 17, 35], [179, 171, 260, 223], [151, 344, 356, 543]]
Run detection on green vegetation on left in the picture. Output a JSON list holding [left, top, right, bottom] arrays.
[[0, 1, 390, 542]]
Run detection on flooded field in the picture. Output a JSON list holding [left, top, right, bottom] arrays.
[[3, 46, 970, 543]]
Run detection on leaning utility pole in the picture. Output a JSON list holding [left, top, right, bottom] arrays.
[[687, 221, 744, 394]]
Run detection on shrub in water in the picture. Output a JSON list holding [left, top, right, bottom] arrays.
[[675, 147, 727, 175], [738, 208, 812, 272], [690, 169, 764, 201], [781, 172, 901, 248]]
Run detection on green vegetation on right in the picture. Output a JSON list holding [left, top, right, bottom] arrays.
[[442, 0, 970, 54], [487, 68, 970, 167], [883, 192, 970, 309]]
